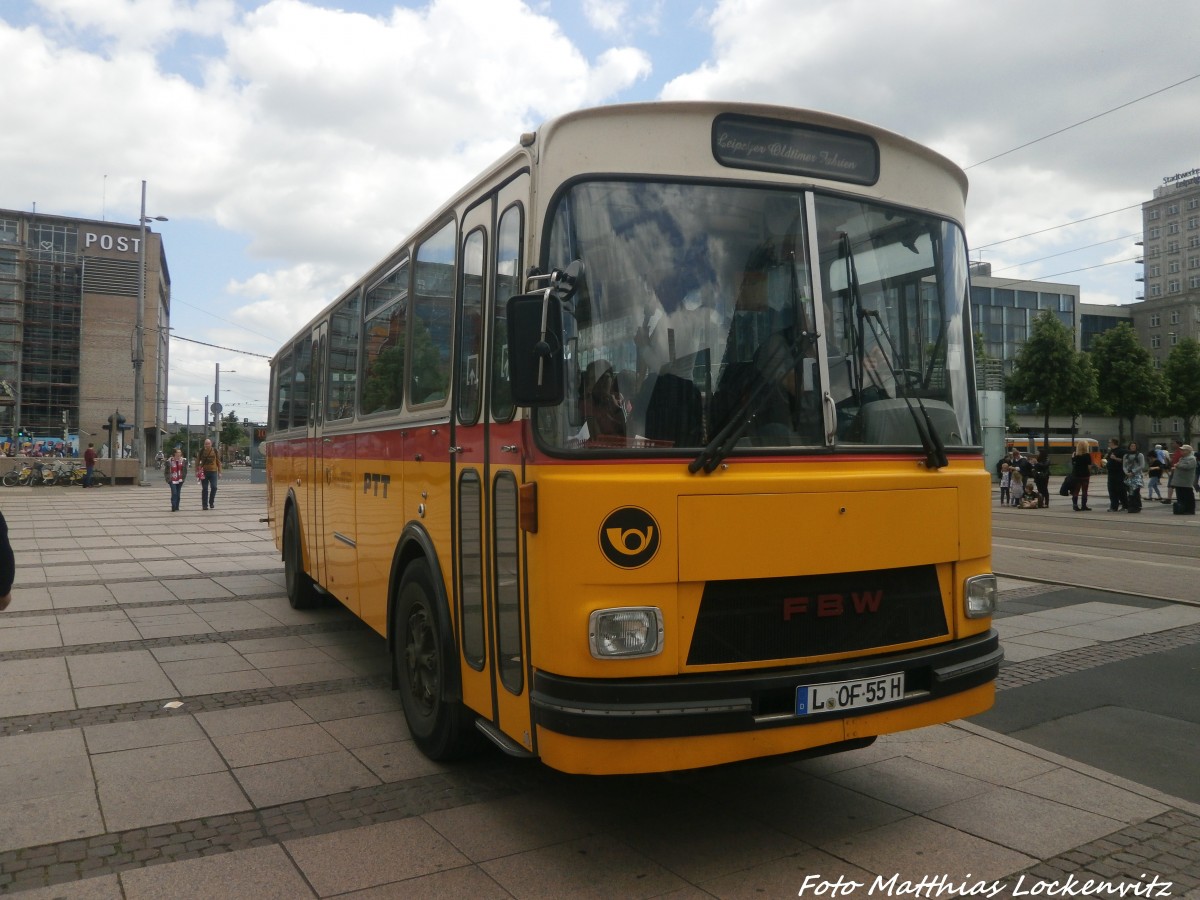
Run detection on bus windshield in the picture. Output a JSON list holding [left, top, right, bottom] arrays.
[[538, 181, 975, 454]]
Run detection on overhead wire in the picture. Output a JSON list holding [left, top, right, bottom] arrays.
[[972, 205, 1143, 250], [966, 72, 1200, 169], [164, 74, 1200, 379], [988, 233, 1143, 272], [963, 71, 1200, 284]]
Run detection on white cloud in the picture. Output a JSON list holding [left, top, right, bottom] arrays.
[[34, 0, 234, 51], [4, 0, 1197, 416], [660, 0, 1198, 308], [582, 0, 664, 36], [0, 0, 655, 416], [582, 0, 625, 34]]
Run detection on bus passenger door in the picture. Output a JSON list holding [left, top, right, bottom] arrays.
[[306, 324, 327, 588], [453, 179, 534, 756], [486, 182, 533, 755], [453, 205, 495, 726], [322, 295, 360, 617]]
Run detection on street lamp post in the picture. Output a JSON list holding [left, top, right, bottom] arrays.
[[134, 180, 167, 486]]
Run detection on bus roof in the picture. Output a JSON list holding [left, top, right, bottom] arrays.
[[271, 101, 970, 366]]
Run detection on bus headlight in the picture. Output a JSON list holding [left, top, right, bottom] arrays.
[[964, 575, 997, 619], [589, 607, 664, 659]]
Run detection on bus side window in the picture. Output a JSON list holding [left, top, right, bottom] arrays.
[[410, 220, 456, 407], [274, 349, 293, 430], [361, 260, 409, 416], [292, 337, 310, 429], [328, 290, 359, 420]]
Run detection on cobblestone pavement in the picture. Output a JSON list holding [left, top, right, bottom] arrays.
[[0, 485, 1198, 898]]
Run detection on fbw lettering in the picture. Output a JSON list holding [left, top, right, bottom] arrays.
[[363, 473, 391, 497], [782, 591, 883, 621]]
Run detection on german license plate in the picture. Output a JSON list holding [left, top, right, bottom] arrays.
[[796, 673, 905, 715]]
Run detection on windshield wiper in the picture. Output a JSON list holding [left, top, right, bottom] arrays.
[[841, 234, 947, 470], [690, 326, 817, 474]]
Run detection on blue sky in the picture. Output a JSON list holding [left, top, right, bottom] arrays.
[[2, 0, 1198, 423]]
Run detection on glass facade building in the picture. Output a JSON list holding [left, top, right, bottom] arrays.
[[0, 208, 169, 454], [968, 265, 1079, 375]]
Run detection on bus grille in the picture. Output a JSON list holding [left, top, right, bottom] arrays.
[[687, 564, 948, 665]]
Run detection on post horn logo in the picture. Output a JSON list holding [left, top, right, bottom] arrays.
[[599, 507, 660, 568]]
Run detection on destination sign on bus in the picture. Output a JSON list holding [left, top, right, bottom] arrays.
[[712, 114, 880, 185]]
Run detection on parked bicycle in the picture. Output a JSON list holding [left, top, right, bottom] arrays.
[[66, 464, 108, 487], [1, 461, 108, 486], [1, 463, 33, 486]]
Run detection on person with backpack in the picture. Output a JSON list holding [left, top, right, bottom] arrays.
[[195, 439, 222, 510]]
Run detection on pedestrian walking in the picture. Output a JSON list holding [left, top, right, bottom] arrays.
[[165, 447, 187, 512], [195, 439, 222, 510]]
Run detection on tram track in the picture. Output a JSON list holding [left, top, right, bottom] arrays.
[[990, 504, 1199, 604]]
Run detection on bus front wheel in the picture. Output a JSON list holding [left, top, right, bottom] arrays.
[[283, 509, 320, 609], [394, 560, 478, 760]]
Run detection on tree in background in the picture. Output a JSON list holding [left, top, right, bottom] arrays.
[[220, 412, 247, 458], [973, 331, 987, 364], [1089, 323, 1167, 442], [163, 426, 192, 455], [1004, 312, 1091, 450], [1061, 352, 1099, 443], [1163, 337, 1200, 443]]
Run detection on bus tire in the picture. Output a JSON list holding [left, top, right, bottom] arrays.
[[394, 560, 478, 760], [283, 508, 321, 610]]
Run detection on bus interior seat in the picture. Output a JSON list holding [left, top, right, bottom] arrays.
[[637, 373, 703, 447]]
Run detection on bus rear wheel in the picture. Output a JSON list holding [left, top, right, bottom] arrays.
[[394, 560, 478, 760], [283, 509, 320, 609]]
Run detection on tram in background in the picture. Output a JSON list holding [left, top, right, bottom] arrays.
[[1011, 435, 1101, 469], [266, 102, 1000, 775]]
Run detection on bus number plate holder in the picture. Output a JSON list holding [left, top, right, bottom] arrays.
[[796, 673, 905, 715]]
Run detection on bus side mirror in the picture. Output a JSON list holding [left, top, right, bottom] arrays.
[[507, 291, 565, 406]]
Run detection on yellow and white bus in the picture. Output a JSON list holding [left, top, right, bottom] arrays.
[[266, 102, 1000, 775]]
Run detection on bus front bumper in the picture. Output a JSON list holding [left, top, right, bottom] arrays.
[[531, 630, 1001, 741]]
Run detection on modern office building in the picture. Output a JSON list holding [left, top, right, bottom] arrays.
[[1129, 167, 1200, 441], [1079, 301, 1130, 351], [1135, 167, 1200, 366], [969, 268, 1120, 443], [0, 207, 169, 456], [968, 263, 1080, 373]]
